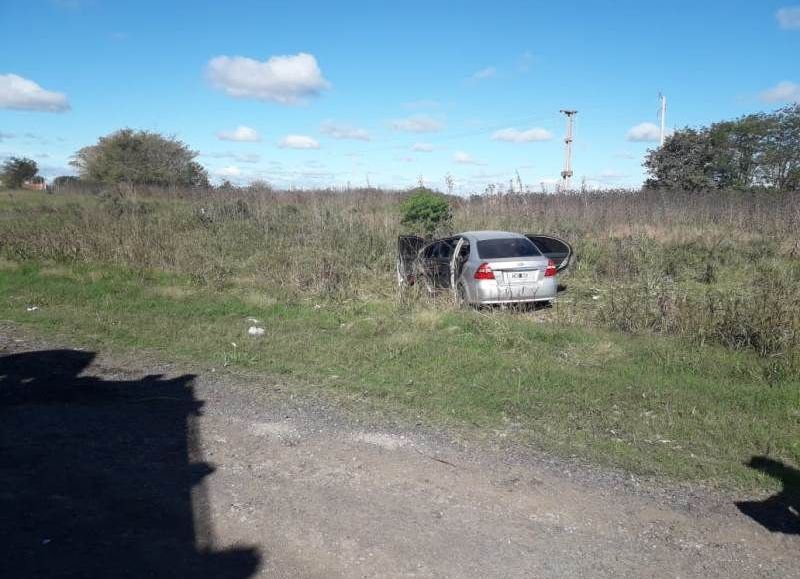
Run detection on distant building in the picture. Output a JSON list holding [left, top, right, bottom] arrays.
[[22, 177, 46, 191]]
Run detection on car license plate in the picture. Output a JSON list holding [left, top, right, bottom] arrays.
[[508, 271, 533, 282]]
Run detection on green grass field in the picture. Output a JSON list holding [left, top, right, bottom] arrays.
[[1, 188, 798, 491]]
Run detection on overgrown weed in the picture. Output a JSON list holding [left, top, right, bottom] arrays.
[[2, 186, 798, 369]]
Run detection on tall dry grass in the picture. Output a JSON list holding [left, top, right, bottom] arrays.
[[2, 185, 799, 370]]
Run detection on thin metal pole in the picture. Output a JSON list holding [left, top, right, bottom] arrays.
[[559, 110, 577, 192]]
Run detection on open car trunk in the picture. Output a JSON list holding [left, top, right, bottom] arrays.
[[525, 235, 573, 272], [396, 235, 425, 285]]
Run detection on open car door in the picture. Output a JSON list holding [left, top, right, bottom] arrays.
[[396, 235, 425, 286], [525, 235, 573, 272], [449, 237, 468, 295]]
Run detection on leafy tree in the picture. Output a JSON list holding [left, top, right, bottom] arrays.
[[1, 156, 38, 188], [400, 187, 452, 236], [246, 179, 273, 193], [52, 175, 80, 186], [51, 175, 81, 191], [710, 113, 774, 188], [216, 180, 238, 193], [644, 129, 716, 190], [645, 105, 800, 191], [762, 104, 800, 190], [71, 129, 209, 188]]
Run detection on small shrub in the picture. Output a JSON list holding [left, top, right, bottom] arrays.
[[399, 188, 452, 236]]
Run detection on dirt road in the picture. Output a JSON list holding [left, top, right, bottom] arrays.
[[1, 330, 797, 578]]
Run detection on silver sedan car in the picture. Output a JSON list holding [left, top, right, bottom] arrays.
[[397, 230, 572, 305]]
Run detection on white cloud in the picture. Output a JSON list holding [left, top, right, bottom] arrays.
[[759, 80, 800, 103], [320, 120, 370, 140], [216, 125, 261, 142], [217, 166, 242, 177], [591, 169, 628, 184], [201, 151, 261, 164], [411, 142, 435, 152], [626, 122, 672, 142], [777, 6, 800, 29], [278, 134, 320, 149], [206, 52, 330, 105], [583, 180, 605, 190], [471, 66, 496, 81], [491, 127, 553, 142], [0, 73, 70, 112], [37, 163, 74, 179], [390, 114, 443, 133], [453, 151, 483, 165]]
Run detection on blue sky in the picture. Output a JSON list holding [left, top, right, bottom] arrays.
[[1, 0, 798, 192]]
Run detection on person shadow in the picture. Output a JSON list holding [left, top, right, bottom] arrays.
[[0, 349, 261, 578], [735, 456, 800, 535]]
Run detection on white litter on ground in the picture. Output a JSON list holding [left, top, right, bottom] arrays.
[[351, 432, 408, 450], [246, 317, 260, 323], [26, 306, 39, 312], [248, 326, 266, 337], [250, 421, 296, 438]]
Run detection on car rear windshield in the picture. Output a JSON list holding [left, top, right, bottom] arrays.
[[476, 238, 541, 259]]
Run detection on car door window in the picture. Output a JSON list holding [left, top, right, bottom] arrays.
[[422, 242, 438, 259], [419, 238, 465, 289], [436, 241, 454, 260], [431, 240, 453, 288]]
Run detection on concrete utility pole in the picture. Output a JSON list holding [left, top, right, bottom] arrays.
[[559, 110, 577, 192], [658, 93, 667, 146]]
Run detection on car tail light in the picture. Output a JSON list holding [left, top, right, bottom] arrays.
[[544, 259, 557, 277], [474, 262, 495, 280]]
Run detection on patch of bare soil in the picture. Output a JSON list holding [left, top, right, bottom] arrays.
[[1, 328, 797, 578]]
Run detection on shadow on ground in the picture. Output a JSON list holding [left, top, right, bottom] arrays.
[[0, 349, 260, 578], [736, 456, 800, 535]]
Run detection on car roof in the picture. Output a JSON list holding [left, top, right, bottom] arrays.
[[457, 230, 527, 241]]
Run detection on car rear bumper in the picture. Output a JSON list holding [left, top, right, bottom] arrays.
[[475, 296, 555, 305], [465, 277, 557, 304]]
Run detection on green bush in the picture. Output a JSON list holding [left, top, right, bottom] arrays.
[[1, 157, 38, 188], [399, 187, 452, 236]]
